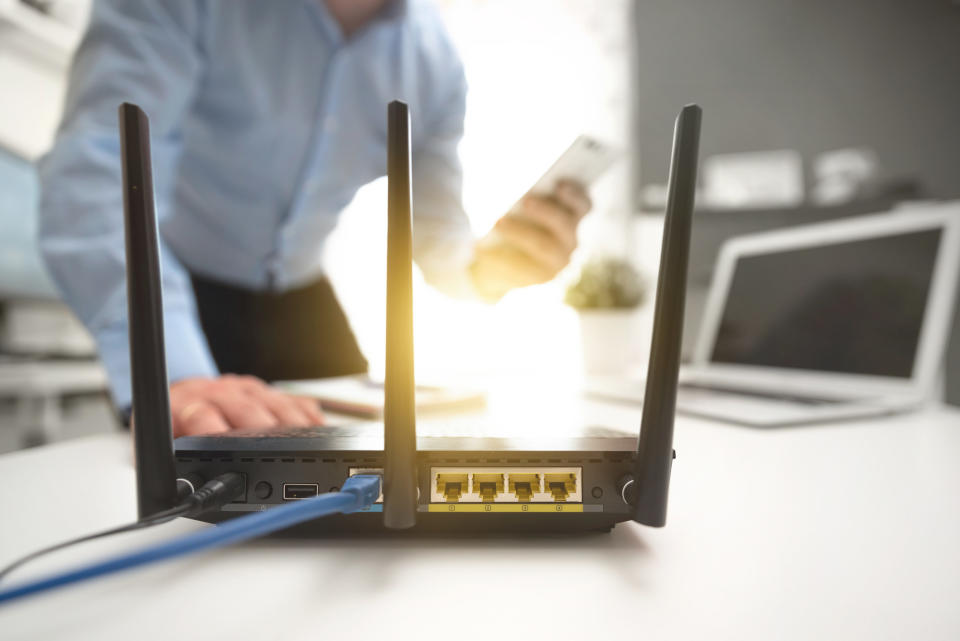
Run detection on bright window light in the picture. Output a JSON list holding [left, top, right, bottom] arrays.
[[325, 0, 630, 386]]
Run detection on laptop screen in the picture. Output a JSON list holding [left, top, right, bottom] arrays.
[[710, 228, 943, 378]]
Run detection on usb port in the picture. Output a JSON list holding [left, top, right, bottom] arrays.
[[282, 483, 319, 500]]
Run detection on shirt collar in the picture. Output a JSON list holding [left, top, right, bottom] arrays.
[[311, 0, 409, 47]]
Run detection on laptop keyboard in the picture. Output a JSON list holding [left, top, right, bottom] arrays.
[[678, 383, 845, 406]]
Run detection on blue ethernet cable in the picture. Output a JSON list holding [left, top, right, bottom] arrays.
[[0, 475, 382, 606]]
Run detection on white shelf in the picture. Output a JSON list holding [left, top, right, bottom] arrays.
[[0, 0, 83, 66]]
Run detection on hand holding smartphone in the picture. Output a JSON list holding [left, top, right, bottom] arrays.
[[471, 135, 621, 299], [508, 135, 620, 216]]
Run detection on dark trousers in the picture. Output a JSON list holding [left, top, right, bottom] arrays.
[[190, 273, 368, 382]]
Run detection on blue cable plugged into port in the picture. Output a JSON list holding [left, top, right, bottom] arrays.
[[0, 474, 382, 606]]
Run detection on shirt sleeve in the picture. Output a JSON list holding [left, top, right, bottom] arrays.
[[37, 0, 218, 409], [410, 44, 478, 299]]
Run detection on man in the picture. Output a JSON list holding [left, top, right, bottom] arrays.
[[39, 0, 591, 437]]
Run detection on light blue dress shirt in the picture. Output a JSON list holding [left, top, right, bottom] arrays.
[[38, 0, 474, 408]]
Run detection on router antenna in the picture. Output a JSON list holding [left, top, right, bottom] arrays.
[[623, 104, 701, 527], [382, 100, 418, 529], [119, 103, 179, 520]]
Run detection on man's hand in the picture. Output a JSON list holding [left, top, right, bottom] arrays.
[[471, 180, 591, 301], [166, 375, 324, 437]]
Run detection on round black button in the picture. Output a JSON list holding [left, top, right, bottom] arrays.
[[591, 486, 604, 499], [254, 481, 272, 500], [616, 474, 638, 504]]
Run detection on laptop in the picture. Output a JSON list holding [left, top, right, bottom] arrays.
[[588, 204, 960, 427], [119, 101, 703, 533]]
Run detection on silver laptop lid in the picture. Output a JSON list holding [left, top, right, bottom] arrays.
[[692, 205, 960, 399]]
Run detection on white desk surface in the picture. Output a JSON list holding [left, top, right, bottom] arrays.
[[0, 402, 958, 641]]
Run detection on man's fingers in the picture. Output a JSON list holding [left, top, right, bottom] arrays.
[[291, 395, 325, 424], [240, 383, 324, 426], [176, 402, 231, 436], [167, 376, 324, 435], [478, 245, 552, 284], [225, 374, 270, 393], [513, 197, 578, 253], [207, 390, 280, 430], [474, 244, 555, 289], [555, 180, 592, 219], [495, 217, 570, 274], [245, 386, 315, 427]]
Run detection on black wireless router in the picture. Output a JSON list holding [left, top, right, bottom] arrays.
[[120, 100, 701, 533]]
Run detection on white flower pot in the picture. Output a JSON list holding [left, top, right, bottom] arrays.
[[577, 307, 651, 375]]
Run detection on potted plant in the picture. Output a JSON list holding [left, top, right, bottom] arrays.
[[564, 258, 649, 374]]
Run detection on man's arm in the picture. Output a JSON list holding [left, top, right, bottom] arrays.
[[39, 0, 216, 411], [410, 23, 591, 302], [38, 0, 322, 434], [410, 50, 477, 298]]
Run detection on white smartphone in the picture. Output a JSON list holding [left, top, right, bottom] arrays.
[[507, 135, 621, 214]]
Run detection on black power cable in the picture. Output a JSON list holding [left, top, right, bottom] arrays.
[[0, 474, 381, 606], [0, 473, 244, 583]]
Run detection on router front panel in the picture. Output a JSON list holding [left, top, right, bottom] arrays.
[[173, 446, 639, 532]]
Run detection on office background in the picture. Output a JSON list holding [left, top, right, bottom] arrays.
[[0, 0, 958, 453], [629, 0, 960, 402]]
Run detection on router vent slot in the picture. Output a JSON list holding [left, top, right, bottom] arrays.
[[281, 458, 295, 463], [240, 458, 254, 463]]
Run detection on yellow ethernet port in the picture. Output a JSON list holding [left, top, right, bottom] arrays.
[[435, 473, 468, 502], [544, 473, 577, 502], [429, 466, 581, 503], [508, 473, 539, 502], [472, 473, 505, 502]]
